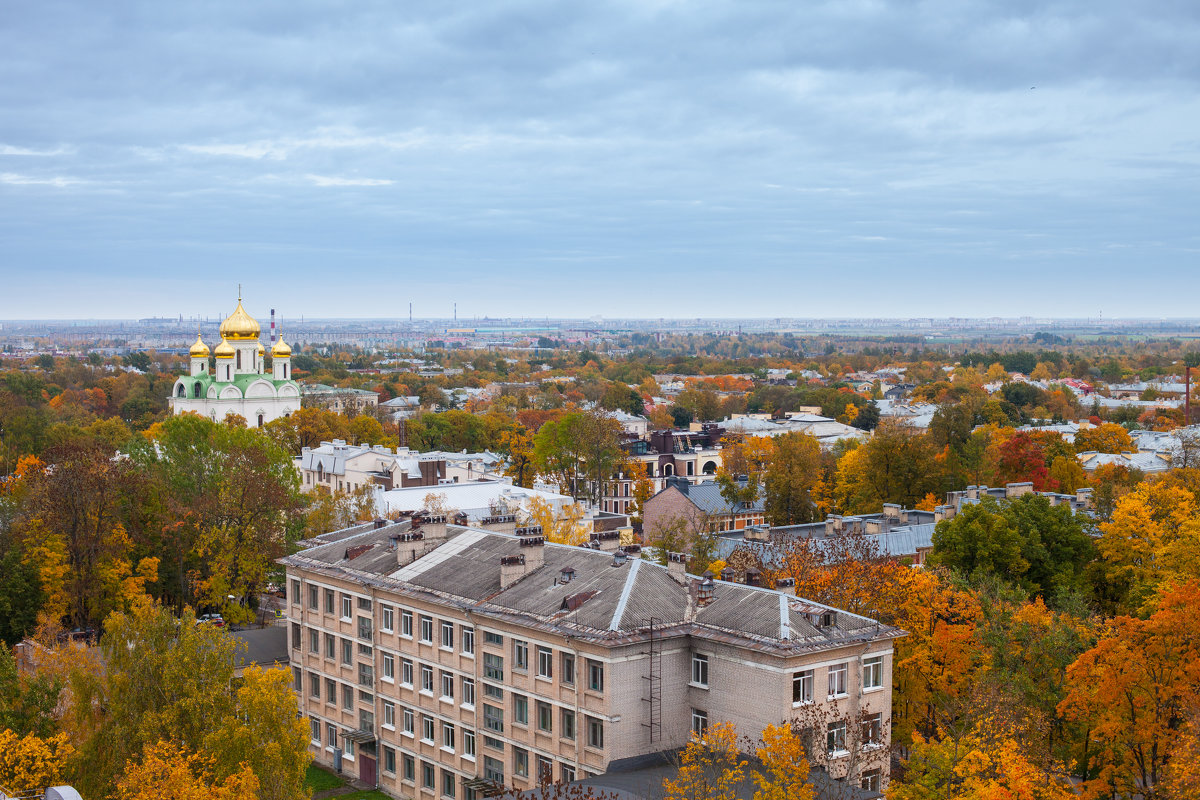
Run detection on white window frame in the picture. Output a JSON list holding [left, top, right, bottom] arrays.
[[862, 655, 884, 691], [793, 669, 814, 706], [441, 621, 454, 650], [691, 653, 709, 688], [537, 647, 553, 679], [828, 663, 848, 698]]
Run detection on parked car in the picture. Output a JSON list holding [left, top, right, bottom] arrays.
[[196, 613, 225, 628]]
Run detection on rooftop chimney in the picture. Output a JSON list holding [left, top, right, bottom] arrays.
[[666, 551, 688, 585], [392, 528, 426, 567], [500, 554, 527, 589], [589, 531, 621, 552], [559, 567, 575, 584], [696, 573, 715, 607], [745, 567, 762, 587], [416, 513, 448, 545]]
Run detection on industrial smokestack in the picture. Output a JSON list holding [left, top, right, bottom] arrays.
[[270, 309, 276, 344]]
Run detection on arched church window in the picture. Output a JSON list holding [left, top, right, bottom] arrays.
[[193, 382, 202, 398], [176, 384, 186, 398]]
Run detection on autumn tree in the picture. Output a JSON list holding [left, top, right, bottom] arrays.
[[752, 723, 814, 800], [989, 431, 1050, 490], [63, 601, 310, 799], [1075, 422, 1136, 454], [662, 721, 746, 800], [523, 496, 588, 546], [1058, 581, 1200, 799], [114, 740, 259, 800], [1094, 482, 1200, 612], [0, 729, 74, 795], [762, 432, 823, 526]]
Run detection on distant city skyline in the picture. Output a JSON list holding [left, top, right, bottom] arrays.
[[4, 1, 1200, 319]]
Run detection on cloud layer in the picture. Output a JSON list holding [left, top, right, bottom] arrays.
[[3, 1, 1200, 318]]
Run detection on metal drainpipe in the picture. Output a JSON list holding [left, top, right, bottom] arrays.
[[567, 635, 583, 774], [464, 608, 481, 776]]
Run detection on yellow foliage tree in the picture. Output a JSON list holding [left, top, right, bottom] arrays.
[[115, 740, 260, 800], [1096, 483, 1200, 610], [662, 722, 746, 800], [0, 730, 74, 795], [523, 495, 588, 545], [1074, 423, 1135, 454], [752, 723, 814, 800]]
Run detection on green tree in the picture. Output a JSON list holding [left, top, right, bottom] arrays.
[[762, 432, 822, 526], [929, 498, 1029, 586]]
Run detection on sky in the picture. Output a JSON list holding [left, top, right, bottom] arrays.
[[3, 0, 1200, 320]]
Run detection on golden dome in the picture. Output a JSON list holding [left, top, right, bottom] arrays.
[[218, 298, 260, 341], [272, 335, 292, 358], [189, 332, 210, 358], [257, 342, 265, 356], [214, 337, 235, 358]]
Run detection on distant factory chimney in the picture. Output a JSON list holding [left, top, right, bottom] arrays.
[[270, 309, 276, 343], [409, 302, 412, 323]]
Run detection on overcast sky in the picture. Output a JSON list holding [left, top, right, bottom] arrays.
[[3, 1, 1200, 320]]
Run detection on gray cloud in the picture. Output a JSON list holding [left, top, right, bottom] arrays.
[[3, 0, 1200, 318]]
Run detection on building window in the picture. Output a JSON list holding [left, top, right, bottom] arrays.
[[861, 768, 882, 792], [421, 664, 434, 693], [401, 610, 413, 638], [327, 723, 338, 749], [863, 655, 884, 689], [422, 715, 435, 743], [513, 640, 528, 671], [357, 597, 372, 612], [358, 663, 373, 687], [462, 677, 476, 707], [587, 659, 604, 693], [311, 718, 321, 743], [483, 734, 504, 752], [308, 584, 318, 610], [691, 709, 708, 737], [403, 754, 415, 782], [536, 756, 553, 784], [514, 747, 529, 778], [342, 684, 353, 711], [561, 709, 576, 741], [290, 623, 301, 650], [561, 765, 575, 783], [537, 647, 553, 679], [828, 663, 848, 697], [342, 638, 352, 665], [308, 629, 319, 654], [292, 666, 302, 691], [691, 653, 709, 688], [562, 653, 575, 685], [484, 653, 504, 681], [483, 683, 503, 700], [324, 633, 335, 659], [827, 720, 847, 754], [422, 761, 436, 790], [484, 630, 504, 646], [483, 756, 504, 785], [793, 670, 814, 704], [308, 672, 320, 698], [360, 709, 374, 731], [441, 621, 454, 649], [587, 716, 604, 749], [383, 653, 395, 681], [463, 729, 476, 758], [513, 693, 529, 725], [357, 616, 372, 641], [484, 704, 504, 733], [443, 721, 456, 750], [401, 658, 413, 686], [462, 627, 475, 655], [341, 595, 352, 619], [419, 615, 434, 643], [290, 579, 300, 605], [441, 671, 455, 700], [383, 701, 395, 728], [862, 712, 883, 746], [325, 678, 337, 703], [381, 605, 394, 632], [442, 768, 457, 798], [383, 746, 396, 775], [536, 700, 553, 733], [403, 707, 414, 735], [324, 588, 335, 614]]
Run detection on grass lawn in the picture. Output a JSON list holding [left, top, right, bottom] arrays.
[[304, 763, 346, 792], [340, 792, 392, 800]]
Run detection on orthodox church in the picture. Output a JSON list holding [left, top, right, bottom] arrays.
[[169, 296, 300, 427]]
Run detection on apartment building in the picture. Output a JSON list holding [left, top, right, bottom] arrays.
[[299, 440, 446, 493], [282, 517, 903, 798]]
